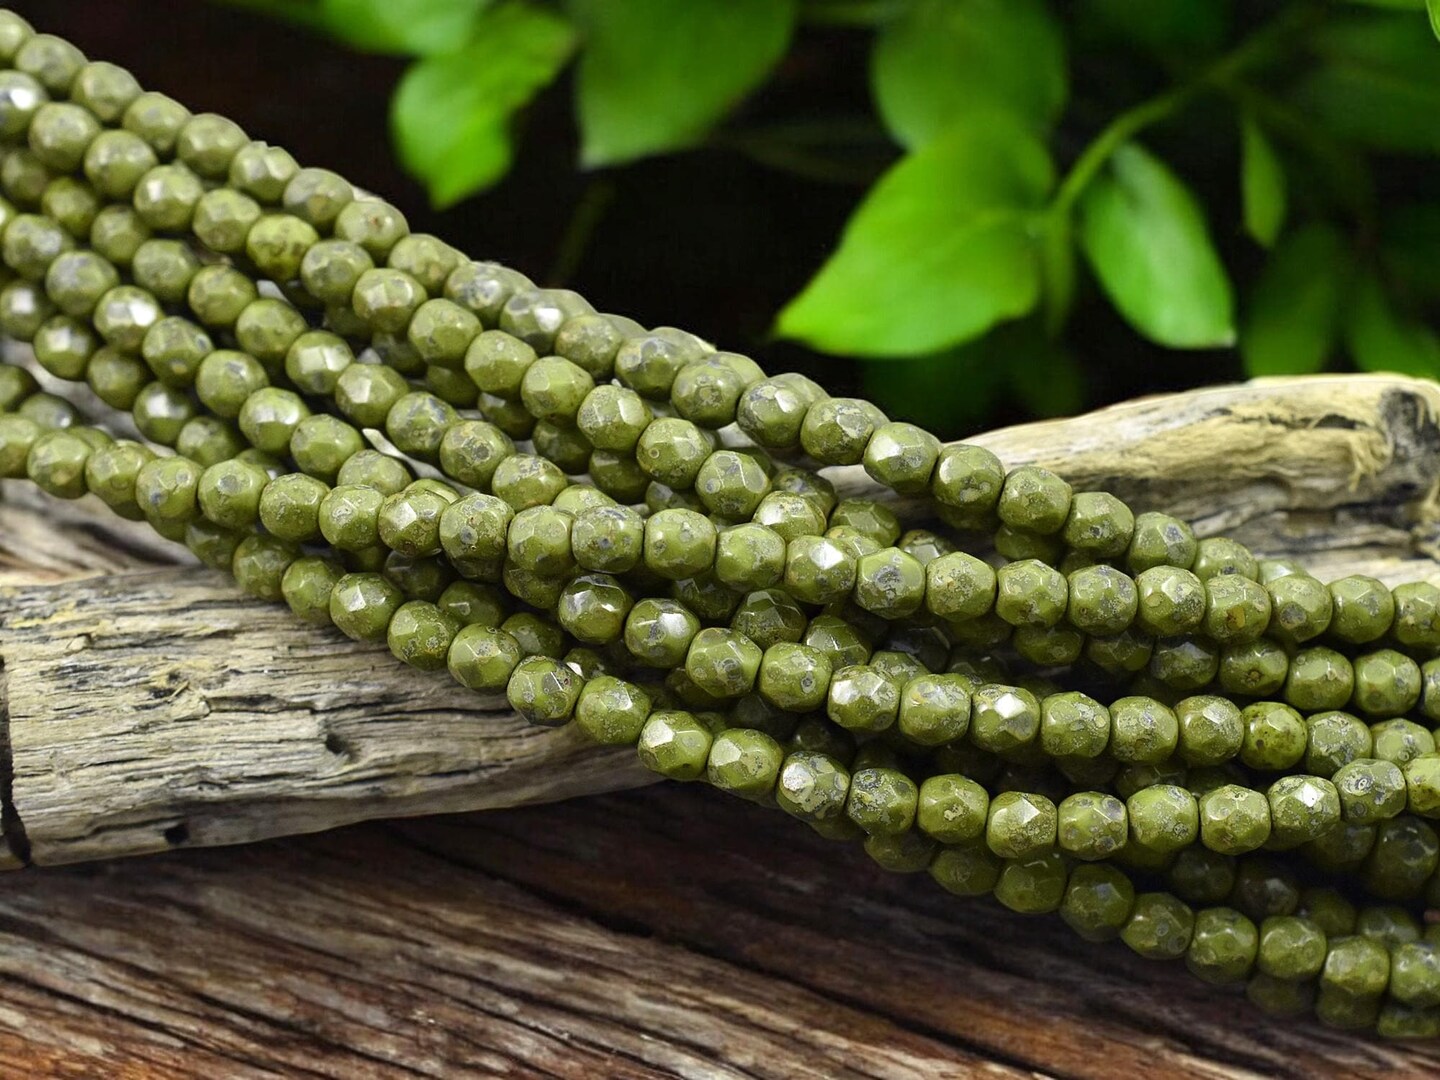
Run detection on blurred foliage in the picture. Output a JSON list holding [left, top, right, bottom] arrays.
[[226, 0, 1440, 427]]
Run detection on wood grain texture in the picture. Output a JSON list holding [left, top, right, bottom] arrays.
[[3, 375, 1440, 1075]]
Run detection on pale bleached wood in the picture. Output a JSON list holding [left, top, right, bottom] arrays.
[[4, 374, 1440, 869]]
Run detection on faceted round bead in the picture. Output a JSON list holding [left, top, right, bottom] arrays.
[[15, 33, 85, 95], [554, 312, 640, 378], [610, 329, 704, 400], [1037, 691, 1108, 760], [803, 614, 871, 672], [1060, 863, 1135, 942], [572, 677, 653, 746], [755, 642, 829, 713], [1308, 821, 1380, 875], [1190, 537, 1257, 581], [279, 556, 342, 626], [852, 547, 925, 619], [705, 728, 783, 801], [317, 485, 384, 552], [519, 356, 593, 426], [1393, 582, 1440, 650], [671, 355, 751, 429], [784, 535, 857, 605], [1267, 574, 1333, 644], [1240, 702, 1307, 771], [695, 449, 771, 519], [735, 377, 812, 449], [279, 166, 352, 231], [845, 767, 918, 836], [1127, 784, 1199, 853], [380, 486, 454, 558], [730, 589, 805, 652], [1218, 639, 1289, 697], [1198, 789, 1267, 852], [30, 314, 95, 380], [1186, 907, 1258, 985], [864, 832, 937, 873], [386, 601, 458, 672], [1267, 775, 1341, 848], [1062, 564, 1135, 636], [82, 440, 151, 519], [1334, 758, 1408, 825], [132, 163, 205, 233], [928, 445, 1002, 526], [1107, 696, 1178, 765], [1362, 816, 1440, 900], [924, 839, 1001, 897], [1304, 710, 1372, 776], [1371, 719, 1436, 766], [752, 492, 825, 544], [499, 288, 594, 354], [336, 450, 410, 496], [25, 429, 92, 499], [1405, 754, 1440, 818], [862, 422, 940, 495], [1174, 695, 1242, 767], [501, 613, 565, 659], [1125, 512, 1197, 573], [684, 628, 762, 699], [1320, 936, 1391, 1003], [88, 205, 150, 269], [1255, 915, 1328, 981], [1322, 574, 1395, 644], [436, 581, 505, 629], [969, 684, 1041, 754], [4, 213, 73, 281], [994, 559, 1067, 629], [575, 384, 650, 453], [1135, 566, 1205, 637], [1282, 646, 1354, 712], [196, 459, 267, 530], [799, 397, 880, 466], [993, 465, 1070, 535], [1391, 943, 1440, 1008], [1350, 648, 1422, 717], [133, 456, 202, 526], [895, 674, 970, 747], [388, 233, 459, 294], [641, 508, 715, 581], [431, 423, 509, 491], [710, 523, 783, 591], [1203, 573, 1271, 645], [621, 598, 697, 669], [637, 710, 713, 780], [826, 665, 900, 732], [634, 417, 712, 488], [1121, 892, 1195, 960], [258, 473, 327, 542], [564, 506, 641, 575], [0, 70, 45, 140], [1061, 491, 1134, 559], [506, 656, 582, 726], [1169, 847, 1237, 905], [1056, 791, 1127, 861], [924, 551, 996, 623], [556, 573, 633, 645], [131, 381, 197, 445], [28, 102, 100, 172], [992, 851, 1068, 914], [229, 535, 298, 601], [504, 505, 573, 577], [910, 774, 986, 845]]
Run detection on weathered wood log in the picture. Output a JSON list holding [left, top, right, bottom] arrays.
[[2, 374, 1440, 869]]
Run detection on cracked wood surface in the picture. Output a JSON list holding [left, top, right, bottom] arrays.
[[2, 375, 1440, 1075]]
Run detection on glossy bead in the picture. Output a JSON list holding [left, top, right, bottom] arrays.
[[637, 710, 712, 780], [556, 573, 633, 645], [1405, 754, 1440, 817], [704, 728, 782, 801], [1185, 907, 1258, 985], [695, 450, 770, 519], [1325, 574, 1395, 644], [1361, 816, 1440, 901], [25, 428, 91, 499], [1121, 892, 1195, 960], [1109, 696, 1179, 765], [1172, 695, 1241, 767], [231, 534, 297, 601], [1056, 791, 1127, 861], [577, 385, 652, 456], [1061, 863, 1135, 942], [1391, 943, 1440, 1008], [1036, 691, 1107, 761], [1253, 915, 1328, 981], [915, 774, 988, 844], [752, 642, 827, 713], [506, 656, 581, 726], [258, 473, 327, 543], [133, 455, 202, 526], [891, 674, 967, 747], [1135, 566, 1205, 636], [1321, 935, 1390, 1003], [554, 312, 640, 378], [862, 421, 940, 495], [620, 598, 697, 669], [800, 397, 880, 466], [1334, 758, 1408, 825], [784, 535, 857, 605], [1267, 573, 1334, 644], [1283, 646, 1354, 712], [929, 840, 1002, 897], [1240, 702, 1307, 771], [924, 551, 995, 622], [1267, 775, 1341, 847], [1305, 710, 1373, 776], [499, 288, 593, 354], [826, 664, 900, 732], [29, 102, 100, 172], [387, 600, 458, 672], [1350, 648, 1422, 717], [643, 508, 716, 580], [1168, 848, 1236, 904], [969, 684, 1041, 754], [1393, 582, 1440, 650], [684, 627, 762, 699], [845, 767, 918, 835], [712, 523, 785, 591], [188, 264, 258, 328], [994, 851, 1069, 914], [1218, 639, 1289, 697], [1127, 784, 1199, 854], [1371, 719, 1436, 766], [1191, 537, 1258, 581], [1060, 491, 1133, 558], [15, 33, 85, 95], [1126, 512, 1197, 573], [670, 356, 751, 429]]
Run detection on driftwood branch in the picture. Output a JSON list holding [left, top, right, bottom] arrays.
[[3, 375, 1440, 868]]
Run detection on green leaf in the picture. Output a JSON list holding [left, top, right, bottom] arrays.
[[1037, 214, 1076, 335], [776, 114, 1053, 358], [1345, 271, 1440, 375], [1295, 12, 1440, 155], [1240, 225, 1348, 377], [1240, 116, 1286, 248], [871, 0, 1066, 148], [1428, 0, 1440, 40], [390, 3, 576, 207], [1077, 142, 1235, 348], [320, 0, 490, 54], [570, 0, 798, 167]]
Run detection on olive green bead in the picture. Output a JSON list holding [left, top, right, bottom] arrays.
[[41, 176, 100, 238], [464, 329, 535, 399], [1105, 696, 1176, 765], [750, 492, 824, 545], [583, 449, 646, 503], [25, 428, 91, 498], [1055, 791, 1127, 860], [1372, 719, 1436, 766], [1299, 887, 1357, 938], [573, 384, 650, 454], [1060, 863, 1136, 942], [332, 450, 407, 496], [1267, 573, 1334, 644], [1127, 784, 1199, 854], [1012, 624, 1083, 667], [299, 238, 372, 307], [0, 365, 36, 413], [281, 167, 352, 231], [228, 140, 299, 203], [1191, 536, 1258, 582], [1393, 582, 1440, 651], [130, 163, 203, 233], [498, 287, 593, 354], [1405, 754, 1440, 818], [1126, 511, 1198, 573], [1200, 573, 1271, 646], [1280, 646, 1353, 712], [351, 267, 423, 334], [992, 465, 1070, 535], [1361, 815, 1440, 900], [843, 767, 917, 836], [256, 472, 326, 542], [1334, 758, 1408, 825], [799, 397, 880, 466], [753, 642, 828, 713], [552, 312, 639, 378], [433, 582, 503, 631], [924, 551, 996, 623], [241, 213, 316, 283], [1328, 574, 1395, 645], [0, 69, 44, 139], [89, 208, 152, 269], [704, 728, 783, 801], [861, 421, 940, 495], [848, 547, 923, 619], [132, 454, 203, 527], [908, 775, 986, 845], [129, 238, 198, 304], [1240, 701, 1307, 771], [1121, 892, 1195, 960], [782, 535, 855, 605], [1198, 783, 1267, 858], [1218, 639, 1289, 697], [969, 684, 1041, 755], [1059, 491, 1133, 559], [384, 601, 458, 672], [1035, 692, 1107, 762], [1390, 942, 1440, 1008], [377, 486, 452, 559], [1254, 915, 1329, 981], [1320, 935, 1391, 1002], [445, 625, 522, 690], [994, 559, 1067, 629], [643, 508, 716, 580], [825, 664, 899, 733], [1348, 648, 1421, 719], [491, 453, 567, 511], [314, 484, 382, 552], [274, 556, 341, 627], [1185, 907, 1258, 985], [0, 149, 52, 207], [556, 573, 633, 645], [235, 387, 306, 456], [333, 197, 408, 258], [4, 213, 73, 281], [515, 357, 591, 428], [711, 523, 784, 592], [685, 628, 762, 699], [383, 391, 455, 460], [15, 32, 85, 94], [234, 301, 308, 371], [44, 249, 117, 319], [1059, 564, 1134, 637], [928, 840, 1003, 897], [1134, 566, 1205, 637], [188, 264, 258, 328], [693, 450, 770, 520], [18, 392, 79, 431], [229, 534, 297, 601], [572, 675, 655, 747], [181, 519, 243, 571], [1305, 710, 1372, 776], [1307, 821, 1379, 875], [0, 279, 54, 339], [383, 233, 454, 295], [893, 674, 969, 747], [1169, 695, 1240, 767], [190, 350, 265, 421], [187, 188, 259, 255], [803, 613, 872, 672], [864, 831, 938, 874], [622, 598, 699, 669], [79, 347, 143, 411], [194, 459, 265, 530], [730, 589, 806, 652], [669, 355, 751, 429], [331, 363, 405, 429], [92, 286, 160, 353], [79, 439, 148, 518], [121, 92, 188, 158], [1245, 973, 1315, 1018], [30, 314, 95, 380], [1167, 847, 1237, 904], [632, 416, 711, 488], [1355, 904, 1421, 946], [637, 710, 713, 780], [991, 851, 1067, 914], [28, 102, 100, 172], [505, 656, 582, 727], [1266, 775, 1341, 847]]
